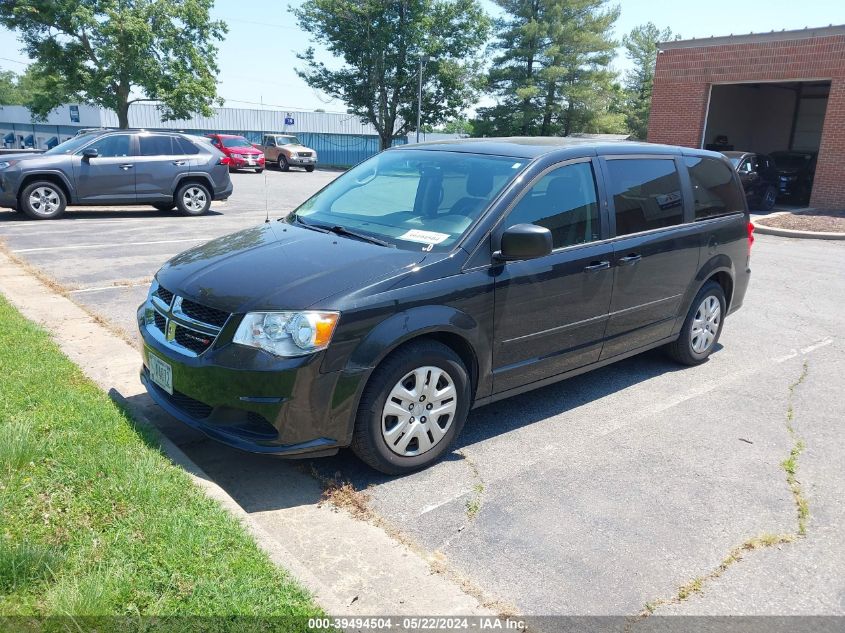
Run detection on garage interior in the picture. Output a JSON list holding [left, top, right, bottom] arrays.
[[703, 80, 830, 157]]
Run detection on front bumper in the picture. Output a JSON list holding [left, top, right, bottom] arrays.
[[138, 301, 346, 456], [229, 155, 265, 169], [289, 156, 317, 167]]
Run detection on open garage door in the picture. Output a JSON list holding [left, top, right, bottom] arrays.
[[702, 81, 829, 205]]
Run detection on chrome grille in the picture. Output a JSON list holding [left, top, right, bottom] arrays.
[[146, 281, 230, 357], [297, 151, 313, 157]]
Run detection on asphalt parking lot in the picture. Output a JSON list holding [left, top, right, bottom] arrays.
[[1, 169, 843, 618]]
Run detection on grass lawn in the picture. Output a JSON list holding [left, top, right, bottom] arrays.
[[0, 296, 323, 631]]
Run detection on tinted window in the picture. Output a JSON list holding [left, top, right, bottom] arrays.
[[506, 162, 600, 249], [686, 156, 745, 219], [607, 159, 684, 236], [174, 136, 200, 155], [82, 134, 131, 158], [139, 134, 175, 156]]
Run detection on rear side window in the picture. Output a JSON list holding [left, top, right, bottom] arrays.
[[685, 156, 745, 219], [607, 159, 684, 236], [139, 134, 176, 156], [174, 136, 200, 155], [506, 162, 600, 249]]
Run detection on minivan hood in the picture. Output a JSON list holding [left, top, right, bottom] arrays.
[[155, 222, 428, 313]]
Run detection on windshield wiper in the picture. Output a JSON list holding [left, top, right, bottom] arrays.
[[291, 214, 330, 233], [325, 225, 394, 248]]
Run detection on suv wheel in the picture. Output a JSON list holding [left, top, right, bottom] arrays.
[[760, 186, 777, 211], [305, 165, 315, 173], [20, 181, 67, 220], [176, 182, 211, 216], [278, 156, 289, 172], [352, 340, 471, 474], [666, 281, 726, 366]]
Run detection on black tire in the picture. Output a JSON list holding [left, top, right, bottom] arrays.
[[19, 180, 67, 220], [175, 182, 212, 216], [255, 168, 264, 174], [305, 165, 315, 173], [351, 339, 471, 475], [278, 156, 289, 171], [760, 185, 777, 211], [152, 202, 176, 212], [666, 281, 726, 366]]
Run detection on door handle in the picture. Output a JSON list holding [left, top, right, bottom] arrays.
[[584, 260, 610, 272], [172, 160, 186, 166], [119, 163, 133, 170], [618, 253, 642, 266]]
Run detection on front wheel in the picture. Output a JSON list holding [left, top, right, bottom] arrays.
[[278, 156, 289, 172], [305, 165, 315, 173], [666, 281, 726, 366], [352, 340, 471, 474], [20, 181, 67, 220], [175, 182, 211, 216], [255, 168, 264, 174]]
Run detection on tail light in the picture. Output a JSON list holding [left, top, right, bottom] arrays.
[[218, 155, 231, 166], [747, 221, 755, 254]]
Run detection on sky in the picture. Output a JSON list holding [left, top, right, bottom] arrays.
[[1, 0, 845, 115]]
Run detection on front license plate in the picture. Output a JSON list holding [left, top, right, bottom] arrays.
[[247, 159, 255, 165], [148, 354, 173, 395]]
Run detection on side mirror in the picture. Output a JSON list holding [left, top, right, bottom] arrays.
[[82, 147, 99, 160], [494, 224, 552, 261]]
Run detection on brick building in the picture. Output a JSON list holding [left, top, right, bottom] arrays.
[[648, 25, 845, 209]]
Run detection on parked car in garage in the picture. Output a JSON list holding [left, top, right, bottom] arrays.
[[771, 150, 817, 203], [139, 138, 752, 474], [258, 134, 317, 172], [722, 151, 779, 211], [0, 129, 232, 219], [205, 134, 265, 173]]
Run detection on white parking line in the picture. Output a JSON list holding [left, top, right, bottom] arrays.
[[12, 238, 211, 254], [800, 338, 833, 354]]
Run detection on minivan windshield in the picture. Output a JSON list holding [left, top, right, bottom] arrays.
[[44, 134, 98, 155], [289, 149, 526, 252]]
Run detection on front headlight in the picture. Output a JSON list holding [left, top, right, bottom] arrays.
[[233, 311, 340, 357]]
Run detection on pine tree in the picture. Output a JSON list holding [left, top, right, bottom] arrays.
[[622, 22, 675, 139]]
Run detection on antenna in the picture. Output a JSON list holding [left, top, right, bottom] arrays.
[[264, 162, 270, 223]]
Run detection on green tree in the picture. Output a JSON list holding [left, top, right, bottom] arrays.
[[0, 0, 227, 128], [622, 22, 674, 139], [0, 69, 23, 105], [293, 0, 491, 150], [478, 0, 619, 137]]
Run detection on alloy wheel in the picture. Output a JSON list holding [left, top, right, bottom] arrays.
[[381, 366, 458, 456], [182, 187, 207, 213], [28, 186, 60, 216]]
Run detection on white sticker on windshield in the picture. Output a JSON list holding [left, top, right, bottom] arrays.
[[399, 229, 450, 245]]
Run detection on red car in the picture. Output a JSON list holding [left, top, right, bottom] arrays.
[[205, 134, 265, 173]]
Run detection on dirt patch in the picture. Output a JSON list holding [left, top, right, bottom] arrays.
[[757, 209, 845, 233]]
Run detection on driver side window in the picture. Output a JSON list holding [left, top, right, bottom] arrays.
[[81, 134, 131, 158], [505, 162, 600, 249]]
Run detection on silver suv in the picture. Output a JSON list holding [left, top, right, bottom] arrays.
[[0, 129, 233, 220]]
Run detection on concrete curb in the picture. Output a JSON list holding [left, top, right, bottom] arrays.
[[753, 223, 845, 240], [0, 249, 497, 618]]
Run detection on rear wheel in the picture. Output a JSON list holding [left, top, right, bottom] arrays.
[[20, 181, 67, 220], [175, 182, 211, 216], [760, 185, 777, 211], [666, 281, 726, 366], [352, 340, 470, 474], [278, 156, 289, 171]]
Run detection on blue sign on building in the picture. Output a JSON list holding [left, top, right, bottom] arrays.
[[284, 116, 295, 126]]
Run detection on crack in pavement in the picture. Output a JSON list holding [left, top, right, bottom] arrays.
[[633, 359, 812, 621]]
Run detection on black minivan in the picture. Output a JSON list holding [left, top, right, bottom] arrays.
[[138, 138, 752, 474]]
